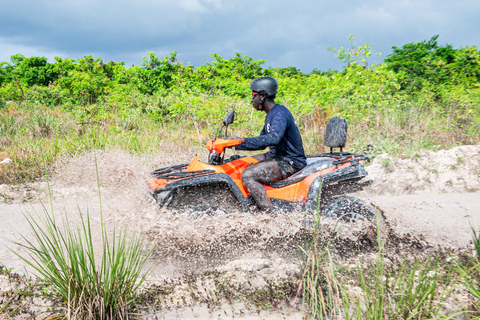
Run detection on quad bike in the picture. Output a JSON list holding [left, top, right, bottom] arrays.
[[149, 111, 377, 223]]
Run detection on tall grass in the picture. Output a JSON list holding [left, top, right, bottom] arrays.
[[299, 213, 456, 319], [352, 254, 453, 319], [11, 157, 152, 319], [297, 212, 344, 319], [2, 90, 480, 185], [456, 228, 480, 316]]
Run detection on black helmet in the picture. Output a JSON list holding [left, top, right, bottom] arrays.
[[250, 76, 278, 96]]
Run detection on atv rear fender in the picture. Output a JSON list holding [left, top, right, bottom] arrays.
[[304, 161, 369, 212]]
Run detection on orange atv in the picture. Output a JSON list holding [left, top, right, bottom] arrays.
[[149, 111, 375, 221]]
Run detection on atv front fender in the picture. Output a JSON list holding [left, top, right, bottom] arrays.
[[151, 173, 250, 212]]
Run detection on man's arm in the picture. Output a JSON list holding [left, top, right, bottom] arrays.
[[235, 115, 288, 151]]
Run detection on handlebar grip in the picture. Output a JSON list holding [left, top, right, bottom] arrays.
[[206, 138, 242, 154]]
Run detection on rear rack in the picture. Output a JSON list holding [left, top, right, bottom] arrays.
[[151, 164, 215, 180], [307, 152, 370, 165]]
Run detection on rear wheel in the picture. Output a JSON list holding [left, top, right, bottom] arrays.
[[321, 196, 387, 247], [322, 196, 386, 236], [323, 196, 377, 223]]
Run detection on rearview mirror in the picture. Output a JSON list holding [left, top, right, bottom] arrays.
[[223, 110, 235, 125]]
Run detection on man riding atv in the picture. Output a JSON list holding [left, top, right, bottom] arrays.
[[229, 76, 307, 214]]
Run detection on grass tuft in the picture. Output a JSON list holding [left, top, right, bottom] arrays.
[[12, 206, 152, 319], [9, 155, 153, 319], [455, 228, 480, 316], [297, 213, 343, 319]]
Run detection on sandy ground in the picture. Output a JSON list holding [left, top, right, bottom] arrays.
[[0, 144, 479, 318], [362, 144, 480, 250]]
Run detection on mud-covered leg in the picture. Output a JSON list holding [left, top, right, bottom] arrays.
[[241, 160, 282, 212]]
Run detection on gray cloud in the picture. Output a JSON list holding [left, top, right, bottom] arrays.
[[0, 0, 479, 72]]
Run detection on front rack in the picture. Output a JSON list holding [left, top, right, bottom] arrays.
[[151, 163, 215, 180]]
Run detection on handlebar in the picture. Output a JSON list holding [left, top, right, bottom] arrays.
[[206, 138, 242, 154]]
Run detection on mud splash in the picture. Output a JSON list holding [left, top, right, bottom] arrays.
[[2, 146, 479, 270], [1, 145, 480, 317]]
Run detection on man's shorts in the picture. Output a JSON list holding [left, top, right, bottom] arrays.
[[259, 153, 304, 180]]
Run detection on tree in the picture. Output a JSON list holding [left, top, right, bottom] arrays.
[[383, 35, 480, 91]]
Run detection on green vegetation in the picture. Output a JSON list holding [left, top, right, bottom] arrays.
[[298, 213, 478, 319], [455, 228, 480, 316], [1, 35, 479, 184], [10, 161, 152, 319]]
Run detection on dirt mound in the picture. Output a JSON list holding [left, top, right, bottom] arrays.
[[357, 144, 480, 250], [366, 144, 480, 195]]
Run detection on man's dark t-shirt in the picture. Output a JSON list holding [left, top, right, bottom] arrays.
[[235, 104, 307, 169]]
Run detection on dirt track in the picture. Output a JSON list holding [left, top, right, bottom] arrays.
[[0, 145, 479, 317]]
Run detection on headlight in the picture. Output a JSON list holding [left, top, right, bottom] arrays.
[[155, 190, 171, 204]]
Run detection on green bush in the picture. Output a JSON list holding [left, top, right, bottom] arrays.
[[1, 36, 480, 184]]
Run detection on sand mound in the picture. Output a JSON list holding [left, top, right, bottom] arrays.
[[366, 144, 480, 195]]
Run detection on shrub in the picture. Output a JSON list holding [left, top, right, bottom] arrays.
[[13, 205, 152, 319]]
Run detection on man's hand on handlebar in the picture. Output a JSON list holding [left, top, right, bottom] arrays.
[[228, 135, 245, 143]]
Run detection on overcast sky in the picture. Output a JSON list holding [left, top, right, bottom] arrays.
[[1, 0, 479, 72]]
